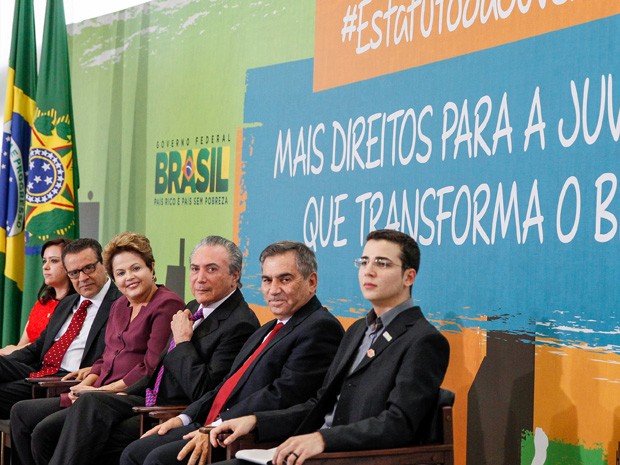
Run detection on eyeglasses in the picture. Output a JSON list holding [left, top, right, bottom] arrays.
[[353, 257, 401, 269], [66, 261, 100, 279]]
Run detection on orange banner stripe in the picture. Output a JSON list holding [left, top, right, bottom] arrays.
[[315, 0, 620, 90]]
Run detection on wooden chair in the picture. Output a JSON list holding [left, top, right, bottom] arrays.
[[132, 405, 188, 435], [302, 404, 453, 465], [0, 378, 79, 465], [210, 389, 455, 465], [26, 377, 81, 398], [0, 420, 10, 465]]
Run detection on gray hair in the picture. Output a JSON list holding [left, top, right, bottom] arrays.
[[259, 241, 317, 278], [191, 236, 243, 285]]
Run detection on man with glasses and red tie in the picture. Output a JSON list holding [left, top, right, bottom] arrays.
[[120, 240, 345, 465], [0, 238, 121, 419], [205, 230, 450, 465], [19, 235, 260, 465]]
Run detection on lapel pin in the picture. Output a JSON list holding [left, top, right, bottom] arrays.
[[367, 348, 375, 358], [383, 332, 392, 342]]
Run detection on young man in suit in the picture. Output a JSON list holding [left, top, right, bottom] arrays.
[[0, 238, 121, 418], [120, 240, 345, 465], [207, 229, 450, 465], [10, 235, 260, 465]]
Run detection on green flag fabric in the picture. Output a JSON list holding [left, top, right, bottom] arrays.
[[24, 0, 80, 330], [0, 0, 38, 345]]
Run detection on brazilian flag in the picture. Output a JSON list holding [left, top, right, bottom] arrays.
[[24, 0, 80, 327], [0, 0, 37, 345]]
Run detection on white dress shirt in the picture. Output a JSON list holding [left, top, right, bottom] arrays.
[[58, 279, 112, 372]]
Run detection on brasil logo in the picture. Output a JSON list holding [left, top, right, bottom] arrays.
[[155, 146, 230, 194]]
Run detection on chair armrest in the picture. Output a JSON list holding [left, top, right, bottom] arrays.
[[213, 432, 279, 460], [211, 431, 255, 446], [213, 436, 453, 465], [132, 405, 188, 414], [26, 378, 80, 398], [25, 377, 63, 384], [196, 429, 278, 462], [132, 405, 188, 436], [149, 410, 185, 422], [32, 380, 80, 389], [303, 445, 454, 465]]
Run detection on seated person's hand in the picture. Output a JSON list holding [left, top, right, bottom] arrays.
[[67, 390, 79, 404], [62, 366, 91, 381], [70, 384, 98, 395], [273, 432, 326, 465], [67, 382, 95, 403], [141, 416, 183, 438], [171, 309, 195, 344], [0, 344, 21, 356], [209, 415, 257, 448], [178, 430, 210, 465]]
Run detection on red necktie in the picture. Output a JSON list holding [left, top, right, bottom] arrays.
[[144, 307, 205, 406], [30, 299, 92, 378], [205, 322, 284, 424]]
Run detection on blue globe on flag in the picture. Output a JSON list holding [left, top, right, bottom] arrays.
[[26, 148, 65, 205]]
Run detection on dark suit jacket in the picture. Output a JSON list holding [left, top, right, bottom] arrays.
[[182, 295, 344, 422], [255, 305, 450, 451], [4, 283, 121, 372], [125, 288, 260, 404]]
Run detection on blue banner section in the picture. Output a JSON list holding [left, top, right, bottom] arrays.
[[239, 16, 620, 351]]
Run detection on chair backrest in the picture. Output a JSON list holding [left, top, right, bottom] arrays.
[[213, 389, 456, 465], [442, 405, 454, 446], [416, 388, 455, 445]]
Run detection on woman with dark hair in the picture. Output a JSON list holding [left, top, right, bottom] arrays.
[[0, 238, 75, 355]]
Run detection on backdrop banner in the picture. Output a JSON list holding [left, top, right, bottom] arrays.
[[67, 1, 620, 464]]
